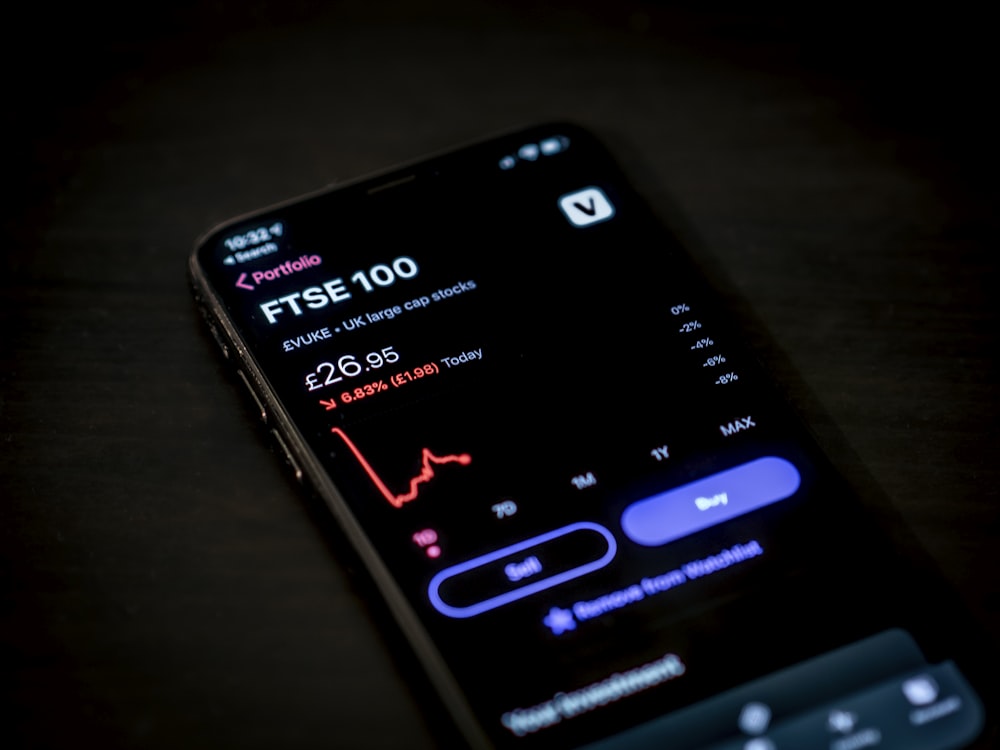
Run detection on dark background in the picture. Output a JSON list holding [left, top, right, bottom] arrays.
[[3, 2, 997, 747]]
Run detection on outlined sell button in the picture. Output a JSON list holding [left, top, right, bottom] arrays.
[[558, 186, 615, 227], [427, 522, 617, 618]]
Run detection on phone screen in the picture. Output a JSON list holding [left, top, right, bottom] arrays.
[[190, 123, 989, 749]]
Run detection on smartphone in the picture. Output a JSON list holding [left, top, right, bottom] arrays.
[[189, 122, 993, 749]]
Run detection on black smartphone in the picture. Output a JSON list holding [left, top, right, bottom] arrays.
[[189, 122, 993, 749]]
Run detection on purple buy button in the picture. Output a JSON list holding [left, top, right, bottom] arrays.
[[620, 456, 801, 547]]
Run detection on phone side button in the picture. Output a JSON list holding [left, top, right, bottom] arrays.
[[236, 370, 268, 424], [206, 322, 230, 359], [270, 430, 303, 484]]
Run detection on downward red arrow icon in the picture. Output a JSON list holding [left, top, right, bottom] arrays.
[[319, 399, 337, 410], [235, 273, 254, 290]]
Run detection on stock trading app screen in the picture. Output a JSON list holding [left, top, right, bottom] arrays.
[[194, 126, 986, 749]]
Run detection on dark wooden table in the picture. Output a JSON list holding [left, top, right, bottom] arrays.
[[4, 3, 997, 747]]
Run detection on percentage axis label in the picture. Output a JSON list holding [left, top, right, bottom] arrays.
[[715, 372, 739, 385]]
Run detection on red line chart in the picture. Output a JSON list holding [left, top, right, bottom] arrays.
[[330, 427, 472, 508]]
